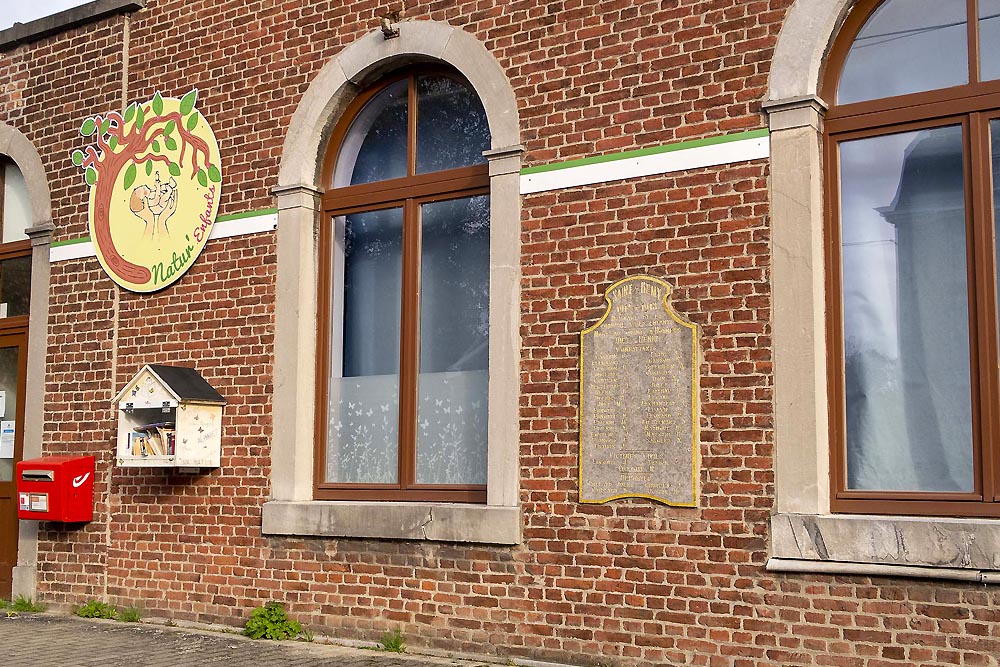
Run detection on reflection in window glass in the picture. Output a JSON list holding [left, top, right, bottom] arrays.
[[838, 0, 967, 104], [982, 0, 1000, 81], [0, 346, 18, 482], [3, 163, 31, 244], [326, 208, 403, 484], [415, 196, 490, 485], [993, 120, 1000, 350], [0, 256, 31, 318], [840, 126, 973, 492], [416, 76, 490, 174], [335, 80, 408, 187]]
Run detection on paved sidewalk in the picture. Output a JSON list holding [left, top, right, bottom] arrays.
[[0, 613, 492, 667]]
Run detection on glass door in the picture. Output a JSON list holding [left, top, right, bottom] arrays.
[[0, 333, 27, 600]]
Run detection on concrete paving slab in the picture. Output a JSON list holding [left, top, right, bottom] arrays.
[[0, 613, 491, 667]]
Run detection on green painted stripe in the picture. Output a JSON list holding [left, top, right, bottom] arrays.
[[519, 128, 769, 175], [51, 236, 92, 248], [50, 208, 279, 247], [217, 207, 278, 223]]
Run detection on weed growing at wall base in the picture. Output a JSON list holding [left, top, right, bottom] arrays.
[[74, 600, 116, 619], [11, 596, 45, 613], [117, 607, 142, 623], [378, 628, 406, 653], [242, 602, 304, 641]]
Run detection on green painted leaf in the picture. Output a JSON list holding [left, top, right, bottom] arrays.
[[179, 89, 198, 115], [109, 136, 118, 151], [124, 103, 136, 123], [123, 163, 137, 190], [168, 162, 181, 177], [164, 136, 177, 151], [145, 160, 153, 176], [85, 166, 97, 186], [197, 169, 208, 187], [152, 140, 160, 153], [186, 113, 199, 131], [100, 120, 110, 135], [136, 106, 145, 130], [152, 92, 163, 116], [71, 150, 84, 166], [164, 120, 175, 136], [80, 118, 96, 136], [208, 164, 221, 183]]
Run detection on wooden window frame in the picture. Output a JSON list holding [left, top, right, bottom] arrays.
[[824, 0, 1000, 516], [314, 69, 490, 503]]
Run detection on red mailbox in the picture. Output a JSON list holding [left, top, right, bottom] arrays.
[[16, 456, 95, 522]]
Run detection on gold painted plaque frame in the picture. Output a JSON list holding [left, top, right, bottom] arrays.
[[578, 275, 699, 505]]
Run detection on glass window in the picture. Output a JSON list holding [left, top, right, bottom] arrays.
[[415, 76, 489, 174], [0, 162, 31, 319], [2, 163, 31, 244], [840, 127, 973, 493], [318, 71, 491, 502], [415, 195, 490, 486], [838, 0, 968, 104], [325, 207, 403, 485], [826, 0, 1000, 515], [981, 0, 1000, 82]]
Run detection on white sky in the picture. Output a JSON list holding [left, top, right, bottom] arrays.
[[1, 0, 91, 30]]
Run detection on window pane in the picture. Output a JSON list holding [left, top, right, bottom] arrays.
[[3, 163, 32, 243], [334, 80, 408, 187], [993, 120, 1000, 351], [415, 196, 489, 485], [840, 126, 973, 493], [0, 345, 18, 482], [838, 0, 968, 104], [325, 207, 403, 484], [981, 0, 1000, 81], [0, 256, 30, 318], [415, 75, 489, 174]]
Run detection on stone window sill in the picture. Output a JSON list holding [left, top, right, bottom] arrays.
[[769, 512, 1000, 583], [261, 500, 521, 545], [0, 0, 144, 49]]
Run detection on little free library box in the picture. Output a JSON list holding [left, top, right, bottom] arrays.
[[113, 364, 225, 469]]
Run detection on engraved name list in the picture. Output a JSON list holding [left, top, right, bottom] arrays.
[[579, 276, 698, 505]]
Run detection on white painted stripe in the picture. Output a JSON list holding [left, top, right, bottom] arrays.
[[208, 212, 277, 240], [50, 212, 278, 262], [51, 240, 95, 262], [50, 135, 771, 262], [518, 135, 770, 195]]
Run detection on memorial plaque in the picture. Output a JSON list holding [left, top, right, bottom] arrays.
[[579, 275, 698, 505]]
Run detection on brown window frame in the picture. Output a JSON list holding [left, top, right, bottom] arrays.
[[314, 69, 490, 503], [824, 0, 1000, 516]]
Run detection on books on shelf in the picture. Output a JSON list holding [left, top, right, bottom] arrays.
[[129, 422, 176, 457]]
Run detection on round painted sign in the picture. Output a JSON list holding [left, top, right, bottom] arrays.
[[72, 90, 222, 292]]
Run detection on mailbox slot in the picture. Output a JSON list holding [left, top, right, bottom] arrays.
[[21, 469, 54, 482]]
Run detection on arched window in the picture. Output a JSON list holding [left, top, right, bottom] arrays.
[[824, 0, 1000, 516], [315, 69, 491, 502]]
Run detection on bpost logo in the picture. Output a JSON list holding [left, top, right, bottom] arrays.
[[72, 90, 222, 292]]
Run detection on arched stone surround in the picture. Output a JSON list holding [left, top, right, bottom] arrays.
[[264, 21, 524, 543]]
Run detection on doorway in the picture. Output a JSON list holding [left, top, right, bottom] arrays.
[[0, 331, 27, 600]]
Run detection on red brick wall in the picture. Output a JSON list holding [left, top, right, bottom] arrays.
[[6, 0, 1000, 666]]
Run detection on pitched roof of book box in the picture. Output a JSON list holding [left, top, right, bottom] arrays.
[[113, 364, 226, 405]]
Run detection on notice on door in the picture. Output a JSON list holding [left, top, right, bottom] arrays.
[[0, 420, 15, 459]]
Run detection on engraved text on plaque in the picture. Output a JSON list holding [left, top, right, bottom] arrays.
[[579, 275, 698, 505]]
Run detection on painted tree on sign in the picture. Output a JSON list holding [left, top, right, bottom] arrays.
[[72, 89, 222, 285]]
